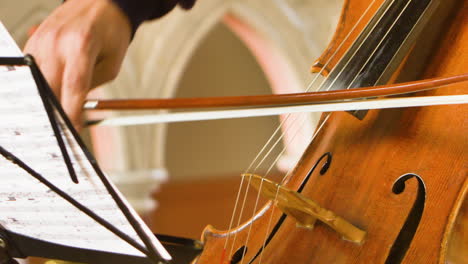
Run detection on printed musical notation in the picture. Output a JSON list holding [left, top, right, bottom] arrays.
[[0, 22, 167, 260]]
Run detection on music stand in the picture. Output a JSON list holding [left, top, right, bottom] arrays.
[[0, 55, 202, 264]]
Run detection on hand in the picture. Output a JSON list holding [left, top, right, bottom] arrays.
[[24, 0, 132, 130]]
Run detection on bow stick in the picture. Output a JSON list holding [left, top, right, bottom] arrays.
[[87, 94, 467, 127], [85, 74, 467, 110]]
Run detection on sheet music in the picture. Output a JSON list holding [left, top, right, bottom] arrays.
[[0, 22, 170, 261], [0, 23, 21, 57]]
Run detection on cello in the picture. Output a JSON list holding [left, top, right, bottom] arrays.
[[188, 0, 468, 263]]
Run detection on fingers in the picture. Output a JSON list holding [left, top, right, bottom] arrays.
[[24, 22, 96, 131], [24, 33, 64, 99], [40, 60, 65, 100], [61, 47, 96, 131]]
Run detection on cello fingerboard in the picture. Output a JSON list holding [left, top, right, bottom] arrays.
[[319, 0, 438, 119]]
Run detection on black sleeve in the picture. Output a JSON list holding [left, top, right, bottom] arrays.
[[111, 0, 197, 36]]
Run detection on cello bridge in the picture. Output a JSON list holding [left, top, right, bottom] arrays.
[[244, 173, 366, 244]]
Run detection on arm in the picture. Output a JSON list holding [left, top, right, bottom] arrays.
[[24, 0, 195, 130]]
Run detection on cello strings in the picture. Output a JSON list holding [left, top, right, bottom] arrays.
[[257, 114, 331, 264], [277, 0, 411, 185], [254, 0, 416, 262], [224, 0, 385, 261], [251, 0, 393, 183], [255, 0, 403, 181], [241, 0, 404, 261], [225, 0, 385, 259], [222, 103, 303, 257], [268, 114, 331, 182], [250, 115, 307, 174], [235, 114, 311, 262]]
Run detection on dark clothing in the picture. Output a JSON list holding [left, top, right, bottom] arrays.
[[111, 0, 197, 35]]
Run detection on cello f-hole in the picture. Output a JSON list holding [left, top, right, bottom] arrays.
[[319, 152, 333, 175], [385, 174, 426, 264], [297, 152, 333, 193], [230, 246, 247, 264]]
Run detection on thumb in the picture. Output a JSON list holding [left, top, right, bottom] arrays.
[[60, 54, 94, 132]]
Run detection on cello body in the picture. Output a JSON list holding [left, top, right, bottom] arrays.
[[196, 0, 467, 263]]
